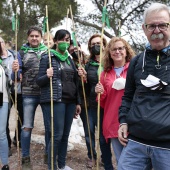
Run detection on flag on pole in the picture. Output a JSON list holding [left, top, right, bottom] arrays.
[[43, 17, 48, 33], [102, 6, 110, 28], [71, 32, 77, 47], [12, 14, 19, 31]]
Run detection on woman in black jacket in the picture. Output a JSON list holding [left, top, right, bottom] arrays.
[[36, 29, 81, 170]]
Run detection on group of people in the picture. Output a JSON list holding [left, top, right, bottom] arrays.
[[1, 2, 170, 170]]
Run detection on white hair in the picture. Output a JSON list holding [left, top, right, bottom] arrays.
[[143, 3, 170, 23]]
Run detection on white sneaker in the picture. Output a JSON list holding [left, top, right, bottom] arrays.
[[58, 165, 73, 170]]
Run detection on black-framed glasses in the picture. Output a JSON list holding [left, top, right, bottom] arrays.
[[145, 23, 170, 32], [110, 46, 125, 52]]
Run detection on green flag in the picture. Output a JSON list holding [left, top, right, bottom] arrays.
[[118, 30, 121, 37], [12, 14, 19, 31], [102, 6, 110, 28], [43, 17, 48, 33], [71, 32, 77, 47]]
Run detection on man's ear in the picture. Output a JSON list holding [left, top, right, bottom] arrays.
[[142, 24, 147, 34]]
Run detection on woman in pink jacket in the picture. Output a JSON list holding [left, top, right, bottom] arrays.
[[95, 37, 135, 164]]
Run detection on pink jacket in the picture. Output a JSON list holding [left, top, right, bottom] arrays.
[[99, 62, 129, 140]]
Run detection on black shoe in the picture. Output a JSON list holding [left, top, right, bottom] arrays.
[[1, 165, 9, 170], [22, 156, 32, 170], [44, 154, 48, 164]]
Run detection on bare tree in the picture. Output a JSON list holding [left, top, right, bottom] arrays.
[[73, 0, 169, 52]]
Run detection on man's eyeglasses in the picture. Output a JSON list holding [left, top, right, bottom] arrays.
[[110, 46, 125, 52], [145, 23, 170, 32]]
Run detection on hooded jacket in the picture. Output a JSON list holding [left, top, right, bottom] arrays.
[[119, 46, 170, 149], [99, 62, 129, 140]]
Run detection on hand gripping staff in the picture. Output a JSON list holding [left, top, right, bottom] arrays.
[[96, 0, 110, 169], [69, 5, 95, 169], [45, 5, 54, 170], [12, 6, 21, 170]]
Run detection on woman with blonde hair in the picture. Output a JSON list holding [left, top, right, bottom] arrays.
[[95, 37, 135, 163]]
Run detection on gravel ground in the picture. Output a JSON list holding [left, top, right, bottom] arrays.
[[2, 106, 117, 170]]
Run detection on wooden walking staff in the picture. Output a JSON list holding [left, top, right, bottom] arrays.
[[12, 6, 21, 170], [66, 8, 69, 30], [69, 5, 95, 169], [118, 19, 121, 37], [45, 5, 54, 170], [96, 0, 109, 169]]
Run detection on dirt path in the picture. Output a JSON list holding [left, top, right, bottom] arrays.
[[7, 106, 117, 170]]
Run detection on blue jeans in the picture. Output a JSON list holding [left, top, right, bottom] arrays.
[[41, 104, 50, 155], [41, 102, 76, 170], [117, 139, 170, 170], [0, 102, 9, 165], [111, 138, 123, 163], [21, 96, 41, 157], [84, 107, 113, 170]]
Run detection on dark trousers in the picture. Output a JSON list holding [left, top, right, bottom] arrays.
[[82, 106, 114, 170], [6, 93, 23, 148]]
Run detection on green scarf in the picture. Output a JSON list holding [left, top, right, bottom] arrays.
[[50, 49, 70, 65], [20, 43, 48, 58], [0, 59, 2, 65], [90, 61, 100, 66], [90, 60, 103, 75]]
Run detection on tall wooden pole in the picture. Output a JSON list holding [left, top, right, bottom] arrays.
[[69, 5, 95, 169], [14, 6, 21, 170], [96, 0, 107, 169], [45, 5, 54, 170]]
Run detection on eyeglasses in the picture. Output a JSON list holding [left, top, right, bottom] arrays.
[[145, 23, 170, 32], [110, 46, 125, 52]]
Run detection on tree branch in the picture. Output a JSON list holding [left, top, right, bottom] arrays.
[[74, 17, 113, 38]]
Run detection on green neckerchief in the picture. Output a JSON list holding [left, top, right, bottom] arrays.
[[50, 49, 70, 65], [0, 59, 2, 65], [20, 43, 48, 58], [89, 60, 103, 75], [90, 61, 100, 66]]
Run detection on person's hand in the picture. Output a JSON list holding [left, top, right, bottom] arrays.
[[12, 60, 19, 72], [20, 74, 23, 82], [46, 67, 53, 78], [118, 124, 128, 146], [74, 104, 81, 119], [78, 67, 87, 78], [95, 82, 104, 94]]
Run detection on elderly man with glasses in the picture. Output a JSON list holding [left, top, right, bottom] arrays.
[[118, 3, 170, 170]]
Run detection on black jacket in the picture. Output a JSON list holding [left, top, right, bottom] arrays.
[[36, 52, 81, 105], [119, 46, 170, 148], [85, 61, 99, 108]]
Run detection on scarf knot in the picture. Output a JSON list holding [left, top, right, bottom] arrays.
[[50, 49, 70, 65], [20, 43, 48, 58]]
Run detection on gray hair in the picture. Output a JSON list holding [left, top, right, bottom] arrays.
[[143, 3, 170, 23]]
